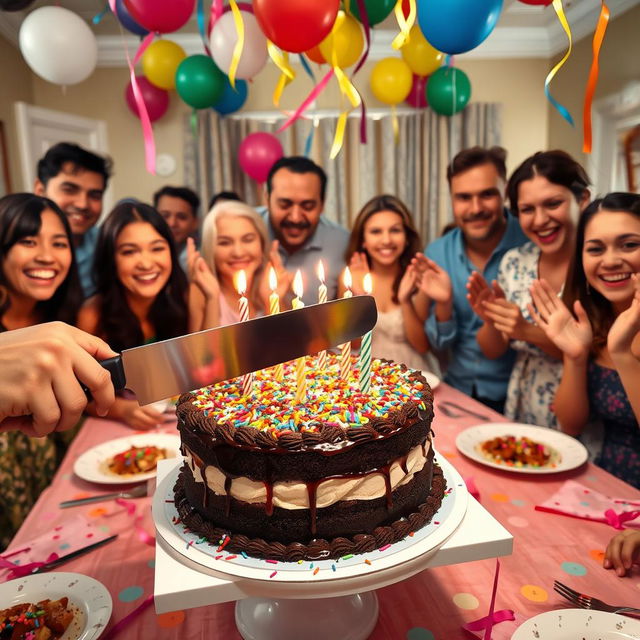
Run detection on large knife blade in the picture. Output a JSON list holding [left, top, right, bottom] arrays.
[[100, 295, 376, 405]]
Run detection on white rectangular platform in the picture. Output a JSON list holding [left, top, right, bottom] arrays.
[[153, 460, 513, 614]]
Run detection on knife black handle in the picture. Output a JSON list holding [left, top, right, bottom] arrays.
[[83, 355, 127, 401]]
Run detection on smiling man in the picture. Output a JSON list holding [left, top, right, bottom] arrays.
[[34, 142, 112, 298], [420, 147, 527, 412], [262, 156, 349, 304]]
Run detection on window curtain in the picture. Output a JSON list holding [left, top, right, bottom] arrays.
[[184, 104, 501, 246]]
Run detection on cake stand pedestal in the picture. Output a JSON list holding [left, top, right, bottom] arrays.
[[153, 459, 512, 640]]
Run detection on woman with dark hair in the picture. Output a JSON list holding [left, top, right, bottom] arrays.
[[344, 194, 433, 371], [0, 192, 82, 549], [467, 151, 590, 430], [78, 202, 189, 429], [531, 192, 640, 487]]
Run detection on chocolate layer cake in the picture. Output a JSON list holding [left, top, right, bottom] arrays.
[[175, 355, 445, 561]]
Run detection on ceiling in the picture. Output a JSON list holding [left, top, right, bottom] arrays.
[[1, 0, 639, 65]]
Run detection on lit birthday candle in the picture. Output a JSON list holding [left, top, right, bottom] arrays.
[[316, 260, 328, 370], [340, 267, 353, 381], [358, 273, 373, 393], [268, 267, 283, 382], [292, 270, 307, 403], [234, 270, 252, 396]]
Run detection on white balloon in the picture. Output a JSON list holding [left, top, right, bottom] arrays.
[[210, 11, 267, 81], [19, 6, 98, 85]]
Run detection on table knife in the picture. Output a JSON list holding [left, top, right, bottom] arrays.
[[98, 296, 377, 405], [29, 534, 118, 574]]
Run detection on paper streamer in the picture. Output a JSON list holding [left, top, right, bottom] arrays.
[[102, 594, 154, 640], [545, 0, 574, 126], [604, 508, 640, 531], [92, 1, 109, 25], [227, 0, 244, 89], [0, 552, 58, 580], [583, 1, 610, 153], [115, 499, 156, 546], [278, 68, 335, 133], [331, 65, 361, 158], [353, 0, 370, 144], [196, 0, 212, 56], [269, 42, 295, 107], [392, 0, 416, 49], [298, 54, 317, 156]]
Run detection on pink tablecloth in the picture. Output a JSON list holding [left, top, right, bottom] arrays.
[[4, 383, 640, 639]]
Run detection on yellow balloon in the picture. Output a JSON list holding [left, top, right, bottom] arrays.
[[370, 57, 412, 105], [318, 11, 364, 69], [401, 25, 444, 77], [142, 39, 186, 90]]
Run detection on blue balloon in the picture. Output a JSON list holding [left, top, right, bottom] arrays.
[[418, 0, 503, 55], [213, 78, 248, 116], [115, 0, 149, 37]]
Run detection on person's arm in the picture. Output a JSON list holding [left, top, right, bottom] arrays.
[[186, 238, 220, 331], [553, 355, 590, 435], [398, 264, 429, 354], [0, 322, 116, 437]]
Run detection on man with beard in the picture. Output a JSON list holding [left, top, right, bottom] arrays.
[[263, 156, 349, 305], [418, 147, 527, 413], [34, 143, 112, 298]]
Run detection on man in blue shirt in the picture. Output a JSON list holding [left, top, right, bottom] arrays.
[[420, 147, 527, 413], [34, 143, 112, 298], [261, 156, 349, 305]]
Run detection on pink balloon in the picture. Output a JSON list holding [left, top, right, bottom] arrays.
[[405, 74, 429, 109], [123, 0, 195, 34], [125, 76, 169, 123], [238, 132, 284, 183]]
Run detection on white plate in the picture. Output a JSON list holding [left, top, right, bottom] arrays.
[[0, 572, 112, 640], [74, 433, 181, 485], [512, 608, 640, 639], [421, 371, 441, 391], [455, 422, 588, 474]]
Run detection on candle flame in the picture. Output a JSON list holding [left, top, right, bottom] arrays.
[[234, 269, 247, 296], [364, 273, 372, 295], [269, 266, 277, 292], [343, 266, 352, 290], [293, 270, 304, 299], [317, 260, 325, 284]]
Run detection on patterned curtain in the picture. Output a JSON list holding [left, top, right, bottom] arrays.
[[184, 104, 501, 246]]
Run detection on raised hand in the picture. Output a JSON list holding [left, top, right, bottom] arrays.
[[529, 279, 592, 361], [398, 264, 419, 304], [466, 271, 501, 323], [348, 251, 370, 295], [608, 273, 640, 357], [418, 257, 452, 304], [186, 237, 219, 300]]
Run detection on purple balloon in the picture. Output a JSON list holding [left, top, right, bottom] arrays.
[[125, 76, 169, 123], [115, 0, 149, 36], [405, 74, 428, 109], [238, 132, 284, 183]]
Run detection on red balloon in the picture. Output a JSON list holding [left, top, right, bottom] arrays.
[[238, 132, 284, 183], [123, 0, 195, 34], [253, 0, 340, 53], [405, 74, 428, 109], [125, 76, 169, 123]]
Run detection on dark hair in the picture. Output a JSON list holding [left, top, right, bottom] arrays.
[[506, 150, 590, 215], [208, 190, 242, 210], [447, 146, 507, 186], [563, 192, 640, 352], [36, 142, 112, 189], [0, 193, 81, 329], [153, 186, 200, 217], [92, 202, 188, 352], [266, 156, 327, 201], [346, 194, 422, 304]]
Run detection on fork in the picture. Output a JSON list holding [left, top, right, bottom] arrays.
[[59, 482, 149, 508], [439, 401, 489, 421], [553, 580, 640, 618]]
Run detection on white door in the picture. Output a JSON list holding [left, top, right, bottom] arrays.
[[14, 101, 111, 210]]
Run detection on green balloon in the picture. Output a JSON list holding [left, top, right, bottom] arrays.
[[175, 55, 225, 110], [426, 67, 471, 116], [349, 0, 396, 26]]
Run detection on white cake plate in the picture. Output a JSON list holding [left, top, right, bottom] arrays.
[[153, 456, 513, 640]]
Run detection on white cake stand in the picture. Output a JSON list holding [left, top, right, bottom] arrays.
[[153, 457, 513, 640]]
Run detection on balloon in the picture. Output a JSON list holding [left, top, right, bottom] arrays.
[[348, 0, 395, 26], [19, 7, 97, 85], [318, 11, 364, 69], [238, 133, 284, 183], [175, 55, 226, 109], [401, 25, 444, 77], [123, 0, 195, 34], [426, 67, 471, 116], [142, 39, 186, 90], [1, 0, 34, 10], [418, 0, 503, 55], [114, 0, 148, 36], [370, 57, 412, 105], [405, 75, 428, 109], [210, 11, 268, 80], [214, 78, 248, 115], [305, 45, 326, 65], [125, 76, 169, 122], [253, 0, 339, 53]]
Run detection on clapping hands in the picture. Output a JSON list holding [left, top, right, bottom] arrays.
[[186, 237, 219, 300], [608, 273, 640, 357], [412, 254, 452, 303]]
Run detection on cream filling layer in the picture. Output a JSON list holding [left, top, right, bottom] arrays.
[[184, 440, 430, 511]]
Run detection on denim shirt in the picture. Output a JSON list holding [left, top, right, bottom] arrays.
[[75, 225, 99, 299]]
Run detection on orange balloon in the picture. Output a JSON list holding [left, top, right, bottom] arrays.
[[305, 45, 326, 65]]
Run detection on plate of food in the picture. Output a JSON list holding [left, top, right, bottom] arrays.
[[0, 572, 112, 640], [455, 423, 588, 474], [73, 433, 181, 485], [512, 608, 640, 639], [421, 371, 441, 391]]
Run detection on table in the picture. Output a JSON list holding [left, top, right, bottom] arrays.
[[4, 382, 640, 639]]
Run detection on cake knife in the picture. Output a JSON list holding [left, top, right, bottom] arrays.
[[96, 295, 377, 405]]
